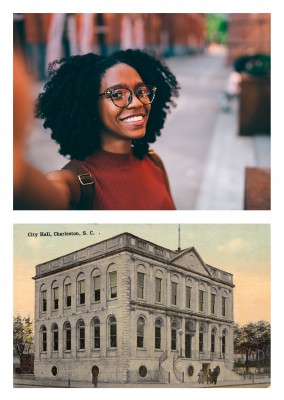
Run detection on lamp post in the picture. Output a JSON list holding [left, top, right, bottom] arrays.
[[219, 336, 222, 359], [179, 329, 183, 357]]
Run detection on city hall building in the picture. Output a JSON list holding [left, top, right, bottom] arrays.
[[33, 232, 240, 384]]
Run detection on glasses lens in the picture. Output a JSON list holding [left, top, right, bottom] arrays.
[[111, 88, 131, 107], [137, 85, 156, 104]]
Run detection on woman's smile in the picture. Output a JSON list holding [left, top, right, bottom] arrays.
[[98, 63, 151, 150]]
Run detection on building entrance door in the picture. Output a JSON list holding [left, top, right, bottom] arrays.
[[202, 363, 210, 383], [185, 333, 192, 358]]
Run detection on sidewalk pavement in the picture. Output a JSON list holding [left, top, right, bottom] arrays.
[[14, 376, 270, 388], [194, 100, 270, 210]]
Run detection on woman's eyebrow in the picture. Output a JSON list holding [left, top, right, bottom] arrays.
[[105, 81, 145, 91]]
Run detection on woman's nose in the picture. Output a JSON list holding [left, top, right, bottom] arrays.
[[127, 91, 143, 108]]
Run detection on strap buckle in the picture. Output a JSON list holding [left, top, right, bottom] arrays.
[[78, 173, 94, 186]]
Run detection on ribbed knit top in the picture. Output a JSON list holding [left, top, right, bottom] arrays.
[[79, 149, 175, 210]]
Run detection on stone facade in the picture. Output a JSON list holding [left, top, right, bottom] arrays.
[[33, 232, 239, 384]]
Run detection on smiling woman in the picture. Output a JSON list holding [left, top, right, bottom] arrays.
[[14, 49, 180, 210]]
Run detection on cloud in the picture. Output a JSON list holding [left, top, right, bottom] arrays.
[[216, 237, 250, 255]]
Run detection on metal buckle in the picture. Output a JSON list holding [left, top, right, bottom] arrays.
[[78, 173, 94, 186]]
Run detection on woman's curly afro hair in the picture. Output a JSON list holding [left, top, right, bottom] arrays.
[[35, 49, 180, 160]]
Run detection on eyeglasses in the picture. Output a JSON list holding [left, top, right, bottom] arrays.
[[98, 84, 157, 108]]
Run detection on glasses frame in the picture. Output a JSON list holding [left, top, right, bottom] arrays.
[[98, 84, 157, 108]]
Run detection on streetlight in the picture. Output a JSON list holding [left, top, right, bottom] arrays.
[[219, 336, 222, 359], [179, 329, 183, 357]]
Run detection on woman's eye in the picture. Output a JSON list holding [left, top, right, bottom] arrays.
[[112, 91, 124, 99], [138, 87, 150, 97]]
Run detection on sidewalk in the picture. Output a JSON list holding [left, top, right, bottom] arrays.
[[194, 100, 270, 210], [14, 376, 270, 388]]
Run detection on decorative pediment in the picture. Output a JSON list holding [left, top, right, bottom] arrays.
[[170, 247, 211, 276]]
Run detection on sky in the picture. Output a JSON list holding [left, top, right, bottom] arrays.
[[13, 223, 270, 326]]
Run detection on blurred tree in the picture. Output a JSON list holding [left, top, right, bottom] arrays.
[[234, 321, 271, 373], [13, 315, 34, 362], [206, 14, 228, 45]]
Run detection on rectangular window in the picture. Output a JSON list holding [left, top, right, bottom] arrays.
[[79, 327, 85, 349], [137, 272, 145, 299], [211, 293, 216, 314], [186, 286, 191, 308], [155, 277, 162, 303], [66, 329, 71, 351], [78, 280, 85, 305], [109, 272, 117, 299], [53, 331, 59, 351], [94, 276, 100, 302], [222, 297, 226, 316], [171, 282, 178, 306], [171, 329, 177, 350], [199, 332, 204, 352], [137, 326, 144, 348], [199, 290, 204, 312], [155, 326, 161, 349], [53, 287, 59, 310], [211, 334, 215, 352], [110, 324, 117, 347], [65, 283, 71, 307], [42, 331, 47, 352], [41, 290, 47, 312], [94, 326, 100, 349]]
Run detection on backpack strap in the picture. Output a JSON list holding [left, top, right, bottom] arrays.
[[62, 160, 94, 210], [147, 149, 175, 207]]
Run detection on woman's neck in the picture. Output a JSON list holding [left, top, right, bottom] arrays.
[[100, 136, 132, 154]]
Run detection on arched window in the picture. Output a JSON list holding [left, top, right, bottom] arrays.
[[77, 320, 85, 350], [222, 329, 227, 354], [51, 281, 59, 310], [64, 321, 71, 351], [199, 325, 204, 352], [64, 277, 72, 308], [171, 321, 178, 350], [40, 284, 47, 313], [92, 317, 100, 349], [211, 328, 216, 353], [51, 323, 59, 351], [77, 274, 86, 305], [171, 275, 179, 306], [137, 317, 145, 348], [185, 322, 193, 358], [92, 270, 101, 302], [185, 284, 192, 309], [107, 265, 117, 300], [211, 288, 217, 315], [40, 325, 47, 352], [155, 270, 164, 304], [199, 286, 205, 312], [155, 319, 162, 349], [109, 316, 117, 348], [222, 294, 227, 317]]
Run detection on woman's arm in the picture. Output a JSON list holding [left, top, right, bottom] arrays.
[[13, 150, 81, 210], [13, 49, 81, 210]]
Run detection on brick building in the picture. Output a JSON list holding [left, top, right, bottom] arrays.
[[227, 13, 271, 65], [33, 232, 240, 384]]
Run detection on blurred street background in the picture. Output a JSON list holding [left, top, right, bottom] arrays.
[[14, 13, 271, 210]]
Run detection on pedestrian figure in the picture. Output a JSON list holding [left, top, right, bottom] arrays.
[[92, 366, 99, 388], [197, 369, 203, 384], [206, 368, 212, 384], [212, 366, 220, 385], [92, 373, 98, 388], [14, 49, 180, 210]]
